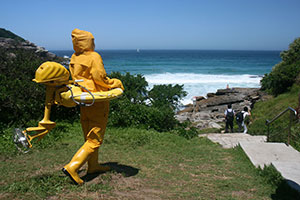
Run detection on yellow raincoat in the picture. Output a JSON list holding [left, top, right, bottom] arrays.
[[62, 28, 123, 185]]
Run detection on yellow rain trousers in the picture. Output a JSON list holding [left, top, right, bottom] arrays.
[[63, 28, 123, 185]]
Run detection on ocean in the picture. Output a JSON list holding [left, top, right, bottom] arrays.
[[52, 50, 281, 105]]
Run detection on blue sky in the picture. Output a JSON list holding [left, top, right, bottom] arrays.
[[1, 0, 300, 50]]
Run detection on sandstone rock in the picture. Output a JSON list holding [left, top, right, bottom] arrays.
[[197, 94, 245, 108], [195, 96, 205, 101], [194, 120, 210, 129], [175, 112, 191, 123], [177, 106, 193, 114], [216, 88, 237, 95], [7, 52, 16, 59], [207, 93, 215, 97], [250, 95, 260, 101], [192, 112, 211, 121], [178, 87, 263, 131], [208, 122, 222, 129], [213, 113, 224, 119], [0, 37, 57, 60]]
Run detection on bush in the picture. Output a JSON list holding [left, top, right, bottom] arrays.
[[108, 98, 178, 132], [0, 48, 78, 133], [0, 48, 45, 130], [261, 37, 300, 96], [0, 47, 187, 135], [109, 72, 148, 104], [148, 84, 187, 110], [249, 84, 300, 150], [108, 72, 187, 132], [172, 126, 199, 139], [261, 60, 300, 95]]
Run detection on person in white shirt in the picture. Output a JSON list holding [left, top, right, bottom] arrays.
[[242, 107, 251, 133]]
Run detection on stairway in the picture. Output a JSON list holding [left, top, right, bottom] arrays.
[[201, 133, 300, 192]]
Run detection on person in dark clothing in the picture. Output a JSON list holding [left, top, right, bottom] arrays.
[[224, 104, 234, 133]]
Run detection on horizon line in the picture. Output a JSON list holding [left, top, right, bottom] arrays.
[[49, 48, 284, 52]]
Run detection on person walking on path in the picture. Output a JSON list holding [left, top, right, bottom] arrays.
[[224, 104, 234, 133], [236, 107, 251, 133]]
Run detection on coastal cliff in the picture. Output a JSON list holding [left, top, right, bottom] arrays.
[[0, 28, 68, 65], [0, 28, 71, 129], [176, 87, 270, 130], [0, 28, 55, 58]]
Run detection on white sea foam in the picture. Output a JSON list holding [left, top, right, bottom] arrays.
[[144, 73, 262, 105]]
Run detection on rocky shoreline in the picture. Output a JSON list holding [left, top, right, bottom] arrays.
[[175, 87, 270, 130], [0, 37, 57, 58], [0, 34, 69, 66]]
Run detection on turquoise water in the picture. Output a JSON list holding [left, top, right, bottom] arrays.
[[52, 50, 281, 104]]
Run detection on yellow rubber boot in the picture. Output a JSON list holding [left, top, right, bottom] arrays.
[[62, 142, 94, 185], [87, 148, 111, 174]]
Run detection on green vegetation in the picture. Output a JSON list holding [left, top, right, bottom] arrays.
[[2, 124, 297, 199], [249, 85, 300, 149], [0, 28, 25, 41], [148, 84, 187, 109], [261, 37, 300, 96], [1, 30, 300, 199], [0, 49, 188, 134], [108, 71, 188, 132], [0, 48, 78, 133], [251, 37, 300, 149]]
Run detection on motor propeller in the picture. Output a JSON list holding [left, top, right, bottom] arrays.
[[13, 128, 30, 153]]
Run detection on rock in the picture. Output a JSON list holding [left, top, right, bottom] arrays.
[[7, 52, 16, 59], [216, 88, 237, 95], [46, 51, 56, 59], [178, 87, 264, 131], [213, 113, 224, 119], [175, 112, 191, 123], [207, 93, 215, 97], [0, 37, 57, 60], [250, 95, 260, 101], [197, 93, 245, 108], [208, 122, 222, 129], [195, 96, 205, 101], [184, 103, 193, 107], [192, 112, 211, 121], [177, 106, 193, 114]]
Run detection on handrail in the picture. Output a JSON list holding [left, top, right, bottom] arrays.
[[266, 107, 297, 125], [266, 107, 297, 145]]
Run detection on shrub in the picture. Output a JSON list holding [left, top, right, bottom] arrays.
[[261, 37, 300, 96], [249, 84, 300, 150], [148, 84, 187, 110], [109, 72, 148, 104], [0, 48, 45, 130], [1, 47, 187, 134], [172, 126, 199, 139], [108, 72, 187, 132], [108, 98, 178, 132], [0, 48, 78, 133]]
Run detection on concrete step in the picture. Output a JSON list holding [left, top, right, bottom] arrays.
[[202, 133, 300, 192], [199, 133, 267, 148], [240, 142, 300, 192], [239, 142, 300, 168]]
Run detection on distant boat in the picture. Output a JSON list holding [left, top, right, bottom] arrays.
[[137, 49, 140, 53]]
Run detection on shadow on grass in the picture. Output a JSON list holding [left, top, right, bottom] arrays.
[[271, 180, 300, 200], [258, 164, 300, 200], [83, 162, 140, 182]]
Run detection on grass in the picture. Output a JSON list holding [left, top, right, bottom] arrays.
[[249, 84, 299, 135], [249, 84, 300, 150], [1, 122, 296, 199]]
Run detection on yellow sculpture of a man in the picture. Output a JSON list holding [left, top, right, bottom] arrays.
[[62, 28, 123, 185]]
